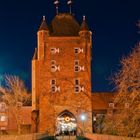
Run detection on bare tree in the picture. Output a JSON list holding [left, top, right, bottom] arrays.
[[0, 75, 31, 134], [103, 44, 140, 137]]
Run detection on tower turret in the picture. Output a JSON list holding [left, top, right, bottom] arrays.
[[79, 15, 92, 43], [80, 15, 89, 31], [37, 16, 49, 60]]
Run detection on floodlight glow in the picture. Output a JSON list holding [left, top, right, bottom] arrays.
[[81, 114, 86, 121]]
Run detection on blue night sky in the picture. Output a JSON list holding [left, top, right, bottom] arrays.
[[0, 0, 140, 92]]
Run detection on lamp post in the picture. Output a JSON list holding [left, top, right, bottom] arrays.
[[80, 114, 86, 134]]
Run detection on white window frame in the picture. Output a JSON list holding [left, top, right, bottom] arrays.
[[0, 115, 6, 122], [74, 48, 84, 54], [74, 48, 79, 54], [50, 48, 60, 54], [74, 66, 79, 72], [50, 79, 56, 85], [51, 86, 56, 93], [74, 85, 80, 93], [51, 60, 56, 65], [51, 65, 57, 72], [109, 103, 114, 108]]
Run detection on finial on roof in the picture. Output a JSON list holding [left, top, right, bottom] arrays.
[[54, 0, 59, 15], [83, 15, 86, 21], [38, 16, 48, 31], [80, 15, 89, 31], [67, 0, 72, 14], [43, 15, 45, 21]]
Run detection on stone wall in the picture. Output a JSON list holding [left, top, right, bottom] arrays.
[[85, 133, 140, 140]]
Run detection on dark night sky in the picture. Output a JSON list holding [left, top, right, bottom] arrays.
[[0, 0, 140, 92]]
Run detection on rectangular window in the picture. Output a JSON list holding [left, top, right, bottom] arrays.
[[74, 66, 79, 72], [74, 48, 79, 54], [51, 86, 56, 93], [0, 116, 6, 122], [74, 86, 80, 93], [109, 103, 114, 108], [51, 79, 56, 85], [75, 79, 79, 85], [74, 60, 79, 65], [0, 103, 6, 112], [51, 65, 56, 72]]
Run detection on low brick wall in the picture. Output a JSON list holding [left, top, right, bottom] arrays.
[[85, 133, 140, 140], [0, 134, 33, 140], [0, 133, 48, 140]]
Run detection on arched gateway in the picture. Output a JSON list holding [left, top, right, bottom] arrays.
[[56, 110, 77, 135]]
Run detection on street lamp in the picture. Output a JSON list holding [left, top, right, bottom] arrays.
[[80, 114, 86, 134]]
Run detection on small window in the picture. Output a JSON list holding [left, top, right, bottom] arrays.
[[0, 102, 6, 112], [109, 103, 114, 108], [75, 48, 84, 54], [51, 86, 56, 93], [51, 48, 60, 54], [51, 60, 56, 65], [50, 48, 55, 54], [51, 65, 56, 72], [0, 127, 6, 130], [75, 48, 79, 54], [51, 79, 56, 85], [74, 66, 79, 72], [75, 79, 79, 85], [74, 86, 80, 93], [75, 60, 79, 65], [0, 115, 6, 122]]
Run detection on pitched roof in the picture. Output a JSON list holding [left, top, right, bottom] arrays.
[[32, 48, 38, 60], [80, 15, 89, 31], [50, 13, 80, 36], [38, 16, 48, 31], [92, 92, 115, 110]]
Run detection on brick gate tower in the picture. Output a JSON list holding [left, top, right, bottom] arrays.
[[32, 3, 92, 135]]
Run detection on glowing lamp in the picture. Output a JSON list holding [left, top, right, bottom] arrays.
[[81, 114, 86, 121]]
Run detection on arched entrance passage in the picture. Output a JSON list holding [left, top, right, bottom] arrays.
[[56, 110, 77, 135]]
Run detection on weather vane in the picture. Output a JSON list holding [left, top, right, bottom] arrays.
[[54, 0, 59, 15], [67, 0, 72, 14]]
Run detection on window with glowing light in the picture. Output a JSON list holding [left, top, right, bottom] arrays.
[[0, 115, 7, 122]]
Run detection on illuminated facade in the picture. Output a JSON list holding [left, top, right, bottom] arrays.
[[32, 12, 93, 134]]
